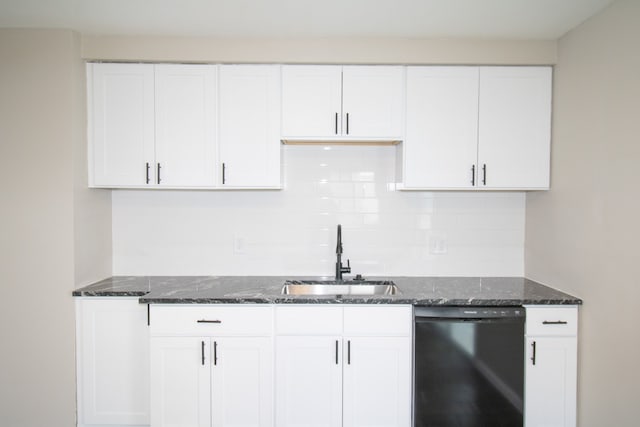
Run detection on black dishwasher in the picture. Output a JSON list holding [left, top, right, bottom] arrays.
[[414, 307, 525, 427]]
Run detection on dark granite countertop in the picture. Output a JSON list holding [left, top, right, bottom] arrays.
[[72, 276, 582, 306]]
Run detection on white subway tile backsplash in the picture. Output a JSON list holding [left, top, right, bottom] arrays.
[[112, 145, 525, 276]]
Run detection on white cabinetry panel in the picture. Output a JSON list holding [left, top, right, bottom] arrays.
[[154, 64, 216, 187], [75, 297, 150, 426], [341, 66, 404, 138], [478, 67, 552, 189], [281, 65, 404, 141], [275, 336, 343, 427], [150, 337, 211, 427], [281, 65, 343, 138], [524, 305, 578, 427], [274, 305, 412, 427], [150, 305, 273, 427], [402, 66, 552, 190], [218, 65, 281, 187], [342, 337, 412, 427], [404, 66, 479, 189], [89, 63, 155, 187], [212, 337, 273, 427]]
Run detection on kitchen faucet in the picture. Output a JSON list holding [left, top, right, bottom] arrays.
[[335, 224, 351, 281]]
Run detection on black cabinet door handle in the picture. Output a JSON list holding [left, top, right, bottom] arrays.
[[482, 164, 487, 186], [201, 341, 205, 366], [335, 112, 339, 135], [531, 341, 537, 366], [157, 163, 162, 184], [471, 165, 476, 186], [347, 340, 351, 365], [346, 113, 350, 135], [222, 162, 226, 185], [145, 162, 150, 184], [335, 340, 339, 365], [213, 341, 218, 366]]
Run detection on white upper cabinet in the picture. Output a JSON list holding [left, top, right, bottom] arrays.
[[402, 66, 552, 190], [88, 63, 155, 186], [341, 66, 405, 139], [155, 64, 217, 187], [404, 67, 480, 189], [218, 65, 281, 188], [281, 65, 343, 138], [89, 62, 217, 189], [478, 67, 552, 189], [281, 65, 404, 140]]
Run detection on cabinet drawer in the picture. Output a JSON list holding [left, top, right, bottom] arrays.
[[344, 305, 412, 336], [275, 305, 343, 335], [525, 306, 578, 336], [150, 305, 273, 336]]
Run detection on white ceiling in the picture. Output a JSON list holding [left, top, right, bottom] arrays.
[[0, 0, 614, 39]]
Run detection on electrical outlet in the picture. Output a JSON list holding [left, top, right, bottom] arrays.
[[429, 234, 448, 255], [233, 236, 246, 255]]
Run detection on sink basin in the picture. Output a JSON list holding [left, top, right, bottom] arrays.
[[281, 280, 398, 296]]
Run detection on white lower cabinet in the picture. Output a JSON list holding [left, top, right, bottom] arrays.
[[149, 305, 274, 427], [75, 297, 150, 427], [342, 336, 412, 427], [211, 337, 273, 427], [275, 336, 343, 427], [524, 306, 578, 427], [77, 300, 578, 427], [275, 305, 413, 427], [150, 337, 211, 427]]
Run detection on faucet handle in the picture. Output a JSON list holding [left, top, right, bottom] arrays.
[[342, 259, 352, 274]]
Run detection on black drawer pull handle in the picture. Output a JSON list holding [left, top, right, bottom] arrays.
[[531, 341, 536, 365], [197, 319, 222, 324], [542, 320, 568, 325]]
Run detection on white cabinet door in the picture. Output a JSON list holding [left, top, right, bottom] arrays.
[[342, 66, 404, 138], [89, 63, 155, 187], [76, 298, 150, 426], [150, 337, 211, 427], [155, 64, 217, 187], [342, 337, 412, 427], [211, 337, 274, 427], [404, 67, 479, 189], [281, 65, 343, 138], [525, 336, 577, 427], [275, 336, 343, 427], [478, 67, 552, 189], [218, 65, 281, 188]]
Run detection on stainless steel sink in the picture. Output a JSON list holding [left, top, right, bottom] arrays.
[[281, 280, 398, 296]]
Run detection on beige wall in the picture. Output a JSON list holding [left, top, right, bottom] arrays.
[[525, 0, 640, 425], [0, 29, 111, 427], [81, 35, 557, 64]]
